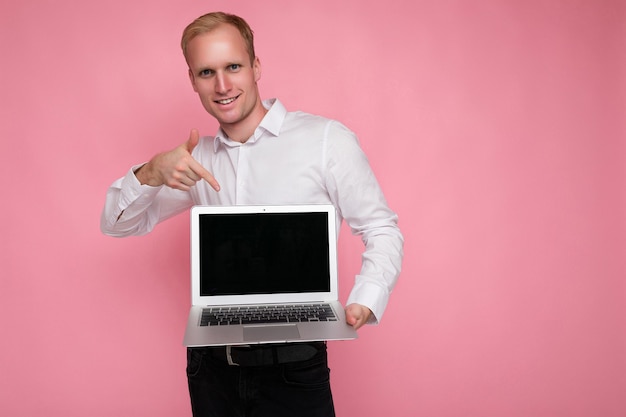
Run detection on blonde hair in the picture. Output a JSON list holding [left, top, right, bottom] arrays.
[[181, 12, 255, 64]]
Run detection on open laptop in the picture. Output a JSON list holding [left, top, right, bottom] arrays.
[[183, 204, 358, 347]]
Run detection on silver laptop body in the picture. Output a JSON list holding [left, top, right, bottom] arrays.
[[183, 204, 358, 347]]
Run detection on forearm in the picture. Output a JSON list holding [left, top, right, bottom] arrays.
[[100, 165, 193, 237]]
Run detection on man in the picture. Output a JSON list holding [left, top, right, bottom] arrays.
[[101, 11, 403, 417]]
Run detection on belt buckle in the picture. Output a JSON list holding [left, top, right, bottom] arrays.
[[226, 345, 251, 366], [226, 346, 239, 366]]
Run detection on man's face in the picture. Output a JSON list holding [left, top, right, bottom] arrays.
[[186, 24, 263, 139]]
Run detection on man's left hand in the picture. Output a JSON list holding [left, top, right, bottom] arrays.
[[345, 303, 372, 330]]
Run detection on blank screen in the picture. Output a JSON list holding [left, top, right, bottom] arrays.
[[199, 212, 331, 296]]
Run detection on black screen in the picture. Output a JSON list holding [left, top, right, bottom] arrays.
[[199, 212, 331, 296]]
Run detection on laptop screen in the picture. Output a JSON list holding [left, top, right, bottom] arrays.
[[199, 212, 331, 296]]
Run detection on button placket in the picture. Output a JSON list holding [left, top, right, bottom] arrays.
[[235, 143, 250, 204]]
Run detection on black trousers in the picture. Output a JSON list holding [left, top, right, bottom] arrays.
[[187, 342, 336, 417]]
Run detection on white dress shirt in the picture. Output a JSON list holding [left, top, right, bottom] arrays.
[[101, 99, 403, 322]]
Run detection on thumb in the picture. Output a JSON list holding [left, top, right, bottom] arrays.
[[345, 305, 358, 325], [185, 129, 200, 153]]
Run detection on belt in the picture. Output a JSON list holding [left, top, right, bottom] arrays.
[[207, 342, 324, 367]]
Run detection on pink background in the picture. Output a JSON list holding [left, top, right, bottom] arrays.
[[1, 1, 625, 416]]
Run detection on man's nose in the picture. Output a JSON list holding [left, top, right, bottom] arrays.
[[215, 72, 231, 93]]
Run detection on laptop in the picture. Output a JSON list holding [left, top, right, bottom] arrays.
[[183, 204, 358, 347]]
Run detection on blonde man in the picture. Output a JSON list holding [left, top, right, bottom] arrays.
[[101, 11, 403, 417]]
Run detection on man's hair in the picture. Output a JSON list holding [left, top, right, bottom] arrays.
[[181, 12, 256, 65]]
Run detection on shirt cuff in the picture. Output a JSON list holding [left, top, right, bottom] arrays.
[[118, 164, 162, 208], [346, 279, 390, 325]]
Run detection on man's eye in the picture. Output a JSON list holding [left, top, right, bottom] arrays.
[[199, 69, 213, 77], [228, 64, 241, 71]]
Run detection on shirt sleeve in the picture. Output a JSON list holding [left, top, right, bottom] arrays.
[[100, 165, 194, 237], [323, 121, 404, 324]]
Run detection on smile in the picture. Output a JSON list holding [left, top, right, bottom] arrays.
[[215, 95, 240, 105]]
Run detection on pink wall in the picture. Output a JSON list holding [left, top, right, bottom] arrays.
[[2, 1, 624, 416]]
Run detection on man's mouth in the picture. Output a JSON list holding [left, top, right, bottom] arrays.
[[215, 95, 240, 105]]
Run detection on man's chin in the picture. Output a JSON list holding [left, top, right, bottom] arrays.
[[206, 108, 240, 124]]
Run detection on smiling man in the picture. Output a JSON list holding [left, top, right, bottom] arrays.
[[101, 11, 403, 417]]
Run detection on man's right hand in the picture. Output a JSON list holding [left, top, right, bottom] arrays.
[[135, 129, 220, 192]]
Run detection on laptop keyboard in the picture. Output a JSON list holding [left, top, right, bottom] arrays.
[[200, 303, 337, 326]]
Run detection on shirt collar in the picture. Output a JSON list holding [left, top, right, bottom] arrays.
[[213, 98, 286, 151]]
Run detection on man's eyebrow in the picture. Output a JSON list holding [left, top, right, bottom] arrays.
[[192, 62, 209, 70]]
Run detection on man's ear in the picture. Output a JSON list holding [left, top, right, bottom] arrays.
[[188, 69, 199, 92], [253, 57, 262, 82]]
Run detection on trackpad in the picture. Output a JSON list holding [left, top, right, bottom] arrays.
[[244, 325, 300, 342]]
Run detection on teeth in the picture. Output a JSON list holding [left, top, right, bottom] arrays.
[[217, 97, 236, 105]]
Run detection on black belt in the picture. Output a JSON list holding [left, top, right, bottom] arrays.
[[207, 342, 324, 367]]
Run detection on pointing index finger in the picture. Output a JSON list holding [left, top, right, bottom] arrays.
[[188, 158, 220, 191]]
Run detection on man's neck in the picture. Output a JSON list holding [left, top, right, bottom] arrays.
[[220, 101, 269, 143]]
